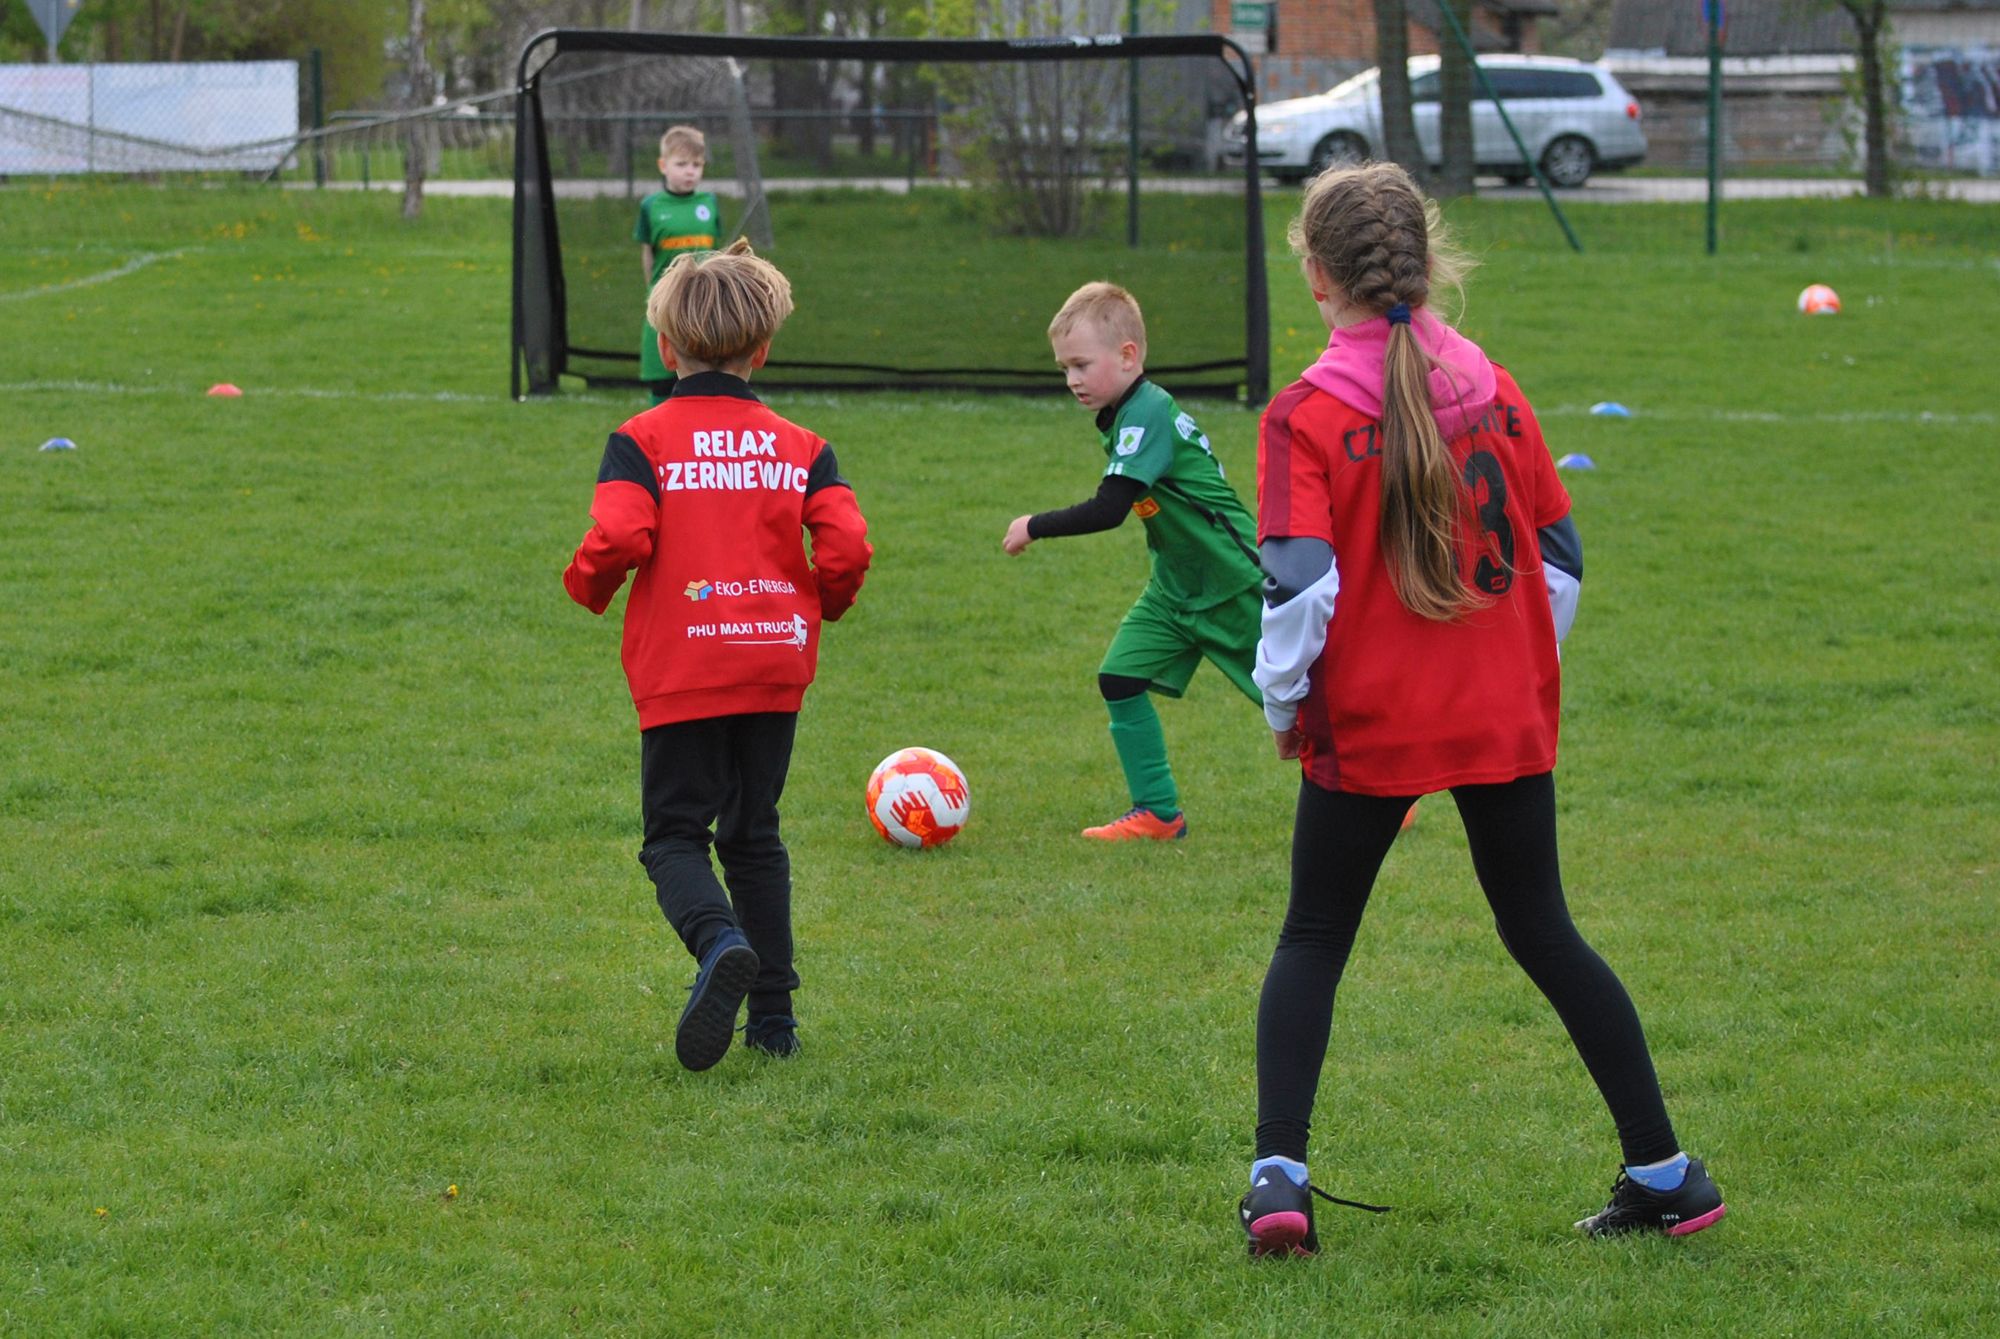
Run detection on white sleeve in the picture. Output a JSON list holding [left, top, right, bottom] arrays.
[[1254, 563, 1338, 732], [1544, 565, 1579, 645]]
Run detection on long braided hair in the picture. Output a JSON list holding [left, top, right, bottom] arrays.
[[1288, 163, 1477, 621]]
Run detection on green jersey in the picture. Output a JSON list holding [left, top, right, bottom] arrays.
[[634, 188, 721, 280], [635, 189, 722, 381], [1099, 379, 1262, 611]]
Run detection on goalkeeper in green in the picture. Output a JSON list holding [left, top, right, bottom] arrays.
[[635, 125, 722, 403], [1003, 282, 1264, 841]]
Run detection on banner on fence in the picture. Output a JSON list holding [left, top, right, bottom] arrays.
[[1901, 46, 2000, 177], [0, 61, 298, 174]]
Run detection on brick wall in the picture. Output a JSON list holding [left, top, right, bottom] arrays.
[[1211, 3, 1536, 102], [1626, 87, 1851, 169]]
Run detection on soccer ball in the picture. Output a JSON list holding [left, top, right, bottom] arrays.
[[865, 747, 970, 849], [1797, 283, 1841, 315]]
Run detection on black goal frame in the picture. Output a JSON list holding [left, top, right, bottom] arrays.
[[511, 27, 1267, 401]]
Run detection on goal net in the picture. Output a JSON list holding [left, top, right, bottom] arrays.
[[512, 30, 1267, 401]]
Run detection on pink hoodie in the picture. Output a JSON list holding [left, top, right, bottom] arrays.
[[1300, 308, 1495, 441]]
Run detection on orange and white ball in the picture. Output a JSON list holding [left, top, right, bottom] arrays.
[[1797, 283, 1841, 315], [866, 747, 970, 849]]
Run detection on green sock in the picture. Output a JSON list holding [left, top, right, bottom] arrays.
[[1105, 692, 1179, 817]]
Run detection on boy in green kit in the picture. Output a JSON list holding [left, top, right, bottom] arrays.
[[635, 125, 723, 403], [1003, 281, 1265, 841]]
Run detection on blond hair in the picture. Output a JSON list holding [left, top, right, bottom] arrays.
[[1047, 281, 1148, 362], [646, 238, 793, 366], [659, 125, 706, 160], [1289, 162, 1480, 622]]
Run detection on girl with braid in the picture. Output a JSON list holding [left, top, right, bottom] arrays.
[[1237, 164, 1725, 1256]]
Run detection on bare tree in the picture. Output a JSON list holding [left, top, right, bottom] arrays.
[[1375, 0, 1426, 180], [403, 0, 430, 219], [1434, 0, 1476, 197]]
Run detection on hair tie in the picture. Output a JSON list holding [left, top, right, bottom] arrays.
[[1385, 303, 1412, 326]]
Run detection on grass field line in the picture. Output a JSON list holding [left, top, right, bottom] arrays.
[[6, 378, 1996, 428], [0, 247, 196, 302], [1539, 402, 1995, 426]]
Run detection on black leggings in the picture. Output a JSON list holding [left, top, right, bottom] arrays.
[[1255, 771, 1679, 1167]]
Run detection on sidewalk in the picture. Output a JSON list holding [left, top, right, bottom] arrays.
[[304, 174, 2000, 203]]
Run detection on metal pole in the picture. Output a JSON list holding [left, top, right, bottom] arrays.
[[1127, 0, 1139, 248], [1706, 3, 1722, 255], [1432, 0, 1581, 252], [311, 48, 328, 187]]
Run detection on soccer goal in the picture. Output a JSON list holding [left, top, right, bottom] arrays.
[[511, 29, 1268, 401]]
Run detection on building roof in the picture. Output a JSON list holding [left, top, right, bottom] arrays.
[[1609, 0, 2000, 59]]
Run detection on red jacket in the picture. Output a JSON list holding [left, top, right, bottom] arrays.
[[564, 372, 872, 728]]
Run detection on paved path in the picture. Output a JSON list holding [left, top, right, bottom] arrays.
[[307, 173, 2000, 203]]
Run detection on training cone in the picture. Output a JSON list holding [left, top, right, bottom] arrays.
[[39, 437, 77, 451], [1588, 401, 1631, 418], [1557, 453, 1596, 470], [206, 383, 243, 397]]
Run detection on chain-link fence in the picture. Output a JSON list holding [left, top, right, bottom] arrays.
[[6, 4, 1997, 202], [1601, 3, 2000, 197], [0, 60, 299, 175]]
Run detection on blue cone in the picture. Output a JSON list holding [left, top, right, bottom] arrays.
[[1557, 453, 1596, 470], [1588, 402, 1632, 417], [39, 437, 76, 451]]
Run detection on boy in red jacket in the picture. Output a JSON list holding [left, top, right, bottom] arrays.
[[565, 239, 872, 1071]]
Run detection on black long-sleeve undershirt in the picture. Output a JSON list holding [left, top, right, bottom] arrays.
[[1026, 473, 1147, 539]]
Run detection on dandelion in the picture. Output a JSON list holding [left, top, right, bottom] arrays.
[[444, 1184, 459, 1200], [94, 1207, 108, 1218]]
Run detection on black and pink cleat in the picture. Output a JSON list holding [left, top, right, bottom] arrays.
[[1576, 1158, 1728, 1238], [1239, 1172, 1391, 1258]]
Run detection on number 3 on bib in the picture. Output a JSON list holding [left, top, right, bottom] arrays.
[[1463, 449, 1515, 596]]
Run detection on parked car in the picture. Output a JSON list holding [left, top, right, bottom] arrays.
[[1223, 54, 1646, 187]]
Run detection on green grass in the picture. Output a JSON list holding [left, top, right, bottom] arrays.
[[1, 181, 1997, 1336]]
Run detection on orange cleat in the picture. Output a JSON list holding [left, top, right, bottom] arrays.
[[1082, 806, 1188, 841]]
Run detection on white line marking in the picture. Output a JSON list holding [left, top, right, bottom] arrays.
[[3, 381, 1988, 427], [0, 378, 626, 406], [0, 249, 194, 302], [1541, 404, 1993, 427]]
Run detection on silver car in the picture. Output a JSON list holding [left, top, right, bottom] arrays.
[[1224, 54, 1647, 187]]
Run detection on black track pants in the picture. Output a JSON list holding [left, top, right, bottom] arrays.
[[638, 712, 800, 1018], [1254, 771, 1679, 1167]]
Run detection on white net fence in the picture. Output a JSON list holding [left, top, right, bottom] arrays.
[[0, 61, 298, 175]]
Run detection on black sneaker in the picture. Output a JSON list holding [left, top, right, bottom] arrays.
[[675, 928, 758, 1072], [1576, 1158, 1727, 1238], [1238, 1173, 1391, 1258], [743, 1013, 800, 1058]]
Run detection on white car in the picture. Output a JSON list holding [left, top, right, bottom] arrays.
[[1224, 54, 1647, 188]]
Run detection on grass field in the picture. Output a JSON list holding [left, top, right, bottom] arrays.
[[2, 181, 1997, 1336]]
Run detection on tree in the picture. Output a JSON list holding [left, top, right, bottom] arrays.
[[927, 0, 1126, 237], [403, 0, 431, 218], [1374, 0, 1425, 181], [1830, 0, 1893, 197], [1540, 0, 1615, 61], [1433, 0, 1476, 198]]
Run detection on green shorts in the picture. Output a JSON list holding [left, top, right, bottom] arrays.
[[1100, 582, 1262, 704], [640, 316, 669, 383]]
